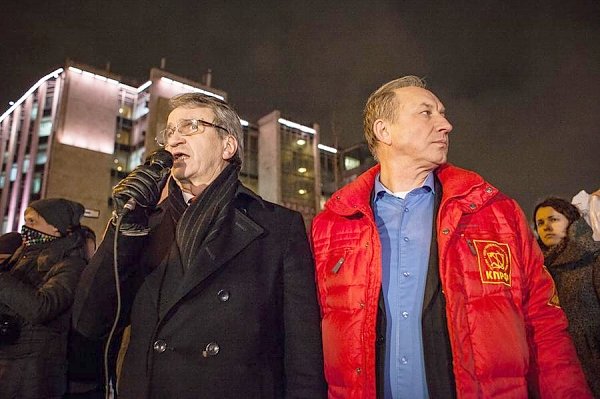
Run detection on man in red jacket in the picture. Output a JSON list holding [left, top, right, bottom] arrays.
[[311, 76, 592, 398]]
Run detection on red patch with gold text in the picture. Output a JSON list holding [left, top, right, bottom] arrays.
[[473, 239, 512, 286]]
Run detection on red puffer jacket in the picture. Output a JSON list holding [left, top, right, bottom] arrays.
[[312, 163, 591, 399]]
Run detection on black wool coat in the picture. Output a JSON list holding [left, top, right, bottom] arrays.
[[73, 183, 326, 398]]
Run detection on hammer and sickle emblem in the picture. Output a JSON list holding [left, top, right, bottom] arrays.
[[486, 251, 506, 270]]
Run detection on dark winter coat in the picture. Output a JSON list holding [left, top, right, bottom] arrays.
[[543, 218, 600, 398], [0, 235, 86, 399], [73, 182, 326, 398]]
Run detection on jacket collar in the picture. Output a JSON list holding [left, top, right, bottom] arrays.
[[325, 163, 499, 217], [435, 164, 498, 214]]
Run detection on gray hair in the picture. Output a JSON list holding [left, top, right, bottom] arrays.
[[363, 76, 426, 159], [169, 93, 244, 165]]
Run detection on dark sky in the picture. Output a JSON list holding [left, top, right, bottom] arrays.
[[1, 0, 599, 217]]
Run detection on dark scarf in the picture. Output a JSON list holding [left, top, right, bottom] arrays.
[[175, 163, 241, 271], [20, 225, 59, 247]]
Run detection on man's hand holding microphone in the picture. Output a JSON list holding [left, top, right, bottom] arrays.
[[111, 149, 173, 236]]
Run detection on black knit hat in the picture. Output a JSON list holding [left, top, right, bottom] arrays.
[[28, 198, 85, 236], [0, 232, 22, 254]]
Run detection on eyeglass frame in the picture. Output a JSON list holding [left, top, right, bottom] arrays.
[[155, 118, 230, 147]]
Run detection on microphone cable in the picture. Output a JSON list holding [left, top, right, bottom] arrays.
[[103, 208, 130, 399]]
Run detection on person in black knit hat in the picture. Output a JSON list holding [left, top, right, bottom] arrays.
[[0, 198, 87, 399]]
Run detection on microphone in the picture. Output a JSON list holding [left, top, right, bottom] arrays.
[[120, 149, 174, 214]]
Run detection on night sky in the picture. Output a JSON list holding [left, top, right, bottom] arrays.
[[1, 0, 599, 217]]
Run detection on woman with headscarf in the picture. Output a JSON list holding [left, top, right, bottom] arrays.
[[0, 198, 87, 399], [534, 197, 600, 398]]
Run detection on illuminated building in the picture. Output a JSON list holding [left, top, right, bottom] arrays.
[[0, 62, 336, 233], [339, 142, 376, 185]]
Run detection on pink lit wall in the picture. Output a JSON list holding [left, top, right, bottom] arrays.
[[57, 70, 118, 154]]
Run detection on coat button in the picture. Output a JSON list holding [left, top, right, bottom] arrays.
[[217, 290, 230, 302], [356, 367, 362, 374], [153, 340, 167, 353], [377, 335, 385, 344], [469, 203, 476, 210], [485, 187, 493, 193], [202, 342, 220, 357], [442, 228, 450, 235]]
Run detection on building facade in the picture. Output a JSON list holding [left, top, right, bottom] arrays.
[[0, 62, 337, 234]]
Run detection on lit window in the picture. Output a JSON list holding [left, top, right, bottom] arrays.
[[297, 167, 307, 174], [298, 189, 307, 195], [344, 156, 361, 170], [296, 139, 306, 146]]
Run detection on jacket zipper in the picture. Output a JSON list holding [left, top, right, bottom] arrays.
[[465, 237, 477, 256], [332, 257, 345, 274]]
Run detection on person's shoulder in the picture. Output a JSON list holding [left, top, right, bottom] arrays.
[[438, 163, 520, 209], [236, 184, 302, 219]]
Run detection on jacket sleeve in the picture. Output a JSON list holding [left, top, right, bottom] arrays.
[[72, 223, 148, 339], [0, 255, 85, 324], [514, 202, 593, 398], [282, 211, 327, 398]]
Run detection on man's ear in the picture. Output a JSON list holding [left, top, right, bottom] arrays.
[[373, 119, 392, 146], [222, 135, 239, 161]]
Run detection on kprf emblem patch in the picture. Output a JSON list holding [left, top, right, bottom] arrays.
[[473, 239, 512, 286]]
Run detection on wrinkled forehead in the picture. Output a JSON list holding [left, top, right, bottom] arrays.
[[167, 106, 215, 124], [393, 86, 445, 110]]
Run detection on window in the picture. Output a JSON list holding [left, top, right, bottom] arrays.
[[344, 156, 360, 170]]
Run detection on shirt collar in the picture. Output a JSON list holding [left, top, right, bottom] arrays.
[[181, 191, 195, 205], [373, 172, 436, 201]]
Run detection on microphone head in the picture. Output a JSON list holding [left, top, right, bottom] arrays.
[[147, 148, 174, 169]]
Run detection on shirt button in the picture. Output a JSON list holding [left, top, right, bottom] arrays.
[[404, 207, 409, 212], [153, 340, 167, 353], [403, 237, 409, 242], [401, 356, 408, 364], [202, 342, 220, 357], [217, 289, 230, 302], [402, 311, 409, 318], [403, 271, 411, 277]]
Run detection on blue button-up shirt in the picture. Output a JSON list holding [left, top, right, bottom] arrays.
[[373, 172, 435, 399]]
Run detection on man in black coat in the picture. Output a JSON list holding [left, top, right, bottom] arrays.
[[73, 93, 326, 398]]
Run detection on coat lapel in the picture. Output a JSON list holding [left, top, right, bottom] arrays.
[[158, 208, 264, 319]]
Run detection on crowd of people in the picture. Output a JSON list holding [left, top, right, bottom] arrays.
[[0, 77, 597, 398]]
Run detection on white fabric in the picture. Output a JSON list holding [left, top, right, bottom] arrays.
[[589, 193, 600, 241], [572, 189, 600, 241]]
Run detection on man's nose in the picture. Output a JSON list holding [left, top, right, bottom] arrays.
[[437, 116, 453, 134], [166, 130, 185, 147]]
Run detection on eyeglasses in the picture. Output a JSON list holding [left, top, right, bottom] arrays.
[[156, 118, 229, 147]]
